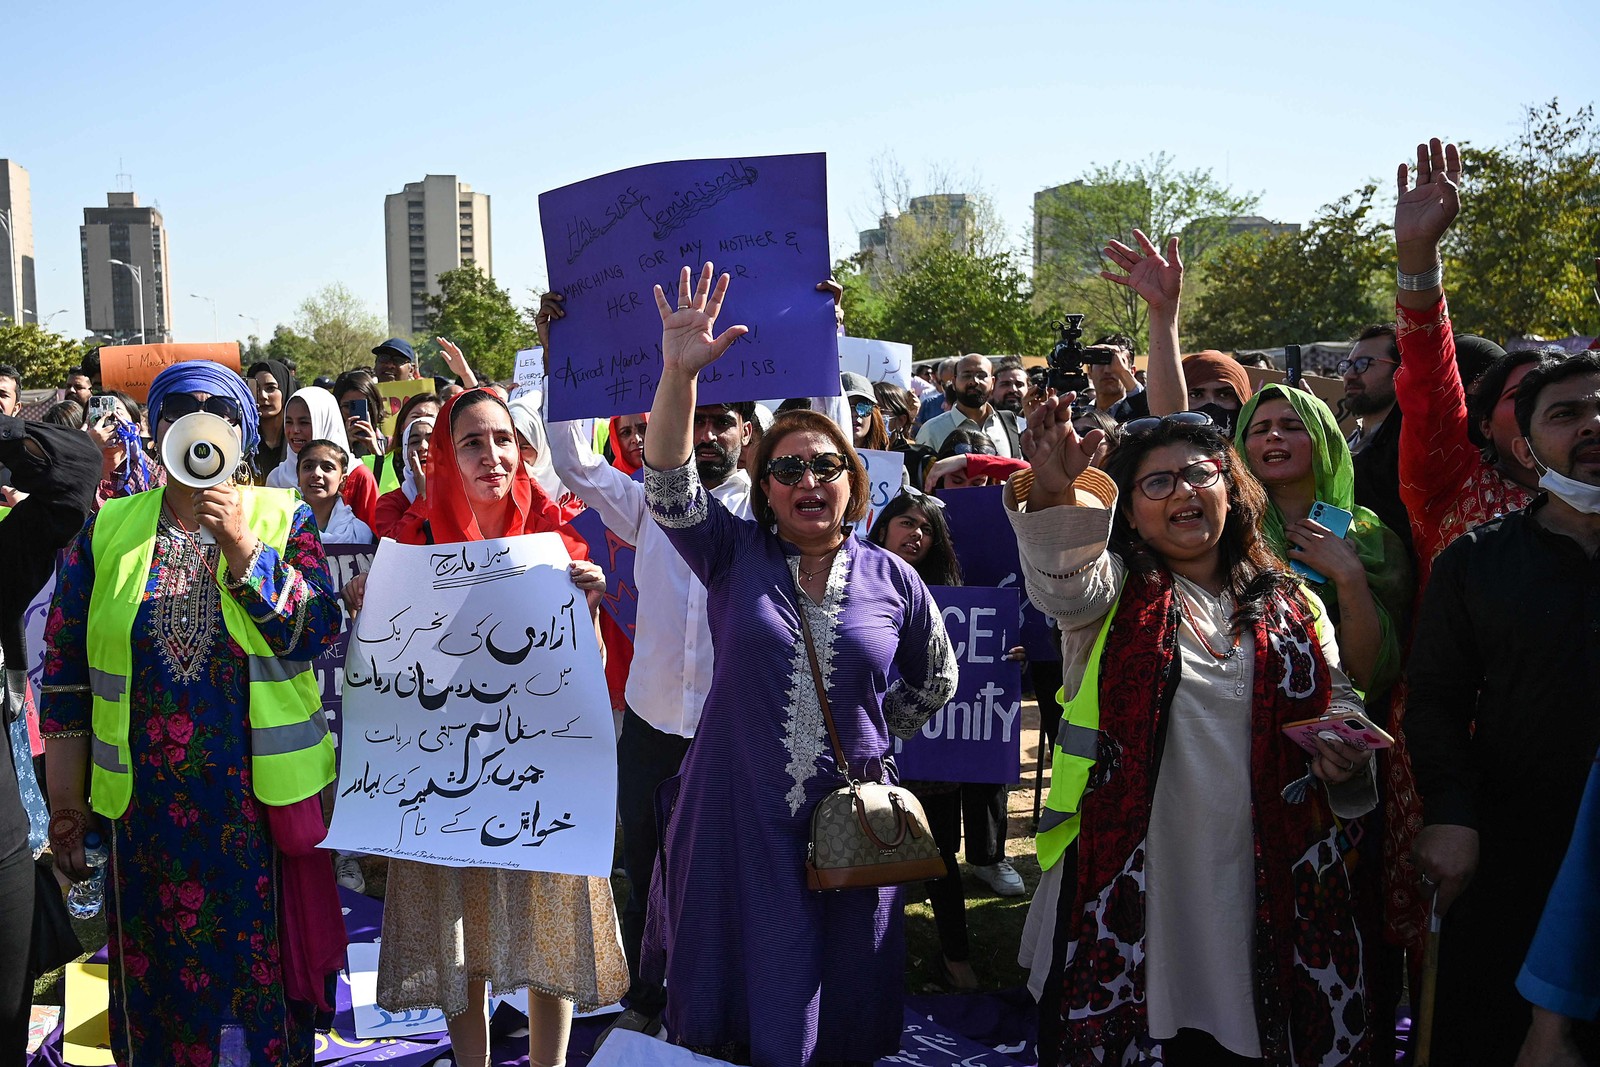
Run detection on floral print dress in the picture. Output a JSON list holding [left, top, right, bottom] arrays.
[[43, 499, 339, 1067]]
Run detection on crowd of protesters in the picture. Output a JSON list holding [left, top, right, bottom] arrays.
[[0, 133, 1597, 1067]]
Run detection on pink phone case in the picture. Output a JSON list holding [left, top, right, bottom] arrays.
[[1281, 711, 1394, 756]]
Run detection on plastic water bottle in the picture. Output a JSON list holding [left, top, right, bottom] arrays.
[[66, 831, 109, 919]]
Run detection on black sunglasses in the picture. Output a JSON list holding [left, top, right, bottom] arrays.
[[765, 453, 850, 486], [160, 394, 244, 426], [1122, 410, 1213, 437]]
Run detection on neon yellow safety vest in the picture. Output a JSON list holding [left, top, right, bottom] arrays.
[[86, 486, 335, 818], [1036, 582, 1339, 871], [1036, 592, 1121, 872], [361, 453, 401, 496]]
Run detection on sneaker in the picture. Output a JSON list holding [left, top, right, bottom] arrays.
[[333, 853, 366, 894], [592, 1008, 663, 1051], [971, 860, 1025, 897]]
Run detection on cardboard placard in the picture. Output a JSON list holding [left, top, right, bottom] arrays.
[[99, 343, 242, 402]]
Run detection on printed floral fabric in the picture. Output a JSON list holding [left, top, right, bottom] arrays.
[[42, 500, 339, 1067]]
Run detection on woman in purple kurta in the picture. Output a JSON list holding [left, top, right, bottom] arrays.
[[639, 265, 958, 1066]]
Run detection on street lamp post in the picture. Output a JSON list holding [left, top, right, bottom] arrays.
[[238, 312, 262, 339], [108, 258, 145, 344], [190, 292, 217, 339], [0, 209, 20, 326]]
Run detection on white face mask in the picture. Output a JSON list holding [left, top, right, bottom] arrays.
[[1526, 439, 1600, 515]]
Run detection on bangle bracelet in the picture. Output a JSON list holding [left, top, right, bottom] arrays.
[[1397, 263, 1443, 291]]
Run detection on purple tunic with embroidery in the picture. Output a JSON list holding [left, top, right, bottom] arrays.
[[642, 461, 957, 1066]]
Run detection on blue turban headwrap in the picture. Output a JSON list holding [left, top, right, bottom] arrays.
[[147, 360, 260, 453]]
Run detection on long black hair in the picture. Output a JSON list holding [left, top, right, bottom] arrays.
[[1101, 419, 1296, 630], [866, 491, 963, 587]]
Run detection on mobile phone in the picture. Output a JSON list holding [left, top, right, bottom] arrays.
[[1289, 501, 1354, 584], [1284, 344, 1303, 388], [1282, 708, 1395, 756], [346, 398, 370, 422], [88, 395, 118, 424]]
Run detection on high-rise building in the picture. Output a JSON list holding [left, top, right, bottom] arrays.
[[81, 191, 173, 343], [0, 160, 37, 326], [856, 193, 976, 281], [384, 175, 492, 336]]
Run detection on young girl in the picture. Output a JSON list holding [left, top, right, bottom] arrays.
[[296, 439, 375, 546], [268, 386, 381, 529]]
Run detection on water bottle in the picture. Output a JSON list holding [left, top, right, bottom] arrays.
[[66, 831, 109, 920]]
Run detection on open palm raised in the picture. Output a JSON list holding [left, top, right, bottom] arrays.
[[1100, 230, 1183, 313], [653, 263, 748, 377], [1395, 138, 1461, 249]]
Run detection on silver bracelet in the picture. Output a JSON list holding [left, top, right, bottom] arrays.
[[1397, 262, 1443, 291]]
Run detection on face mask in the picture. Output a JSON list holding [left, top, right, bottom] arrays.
[[1192, 403, 1236, 438], [1527, 439, 1600, 515]]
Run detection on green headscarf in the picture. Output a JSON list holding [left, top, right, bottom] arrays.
[[1235, 384, 1413, 694]]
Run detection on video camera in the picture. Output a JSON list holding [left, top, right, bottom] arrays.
[[1045, 315, 1113, 395]]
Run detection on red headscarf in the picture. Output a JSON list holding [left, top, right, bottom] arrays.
[[395, 388, 589, 561], [1181, 350, 1254, 404], [607, 413, 649, 476]]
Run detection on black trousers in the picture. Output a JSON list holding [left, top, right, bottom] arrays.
[[616, 707, 692, 1018], [0, 839, 34, 1067]]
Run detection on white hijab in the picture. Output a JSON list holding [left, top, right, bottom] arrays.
[[399, 415, 436, 503], [508, 395, 567, 502], [266, 387, 352, 489], [320, 497, 375, 545]]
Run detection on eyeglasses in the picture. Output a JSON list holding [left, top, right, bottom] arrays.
[[765, 452, 850, 486], [1336, 356, 1398, 376], [852, 400, 877, 419], [160, 393, 243, 426], [1134, 457, 1224, 501], [1122, 410, 1213, 437]]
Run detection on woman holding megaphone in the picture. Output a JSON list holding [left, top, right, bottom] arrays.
[[42, 361, 345, 1067]]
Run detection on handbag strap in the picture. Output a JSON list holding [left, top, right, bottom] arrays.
[[795, 587, 858, 786]]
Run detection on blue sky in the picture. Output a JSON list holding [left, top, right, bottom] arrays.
[[8, 0, 1597, 344]]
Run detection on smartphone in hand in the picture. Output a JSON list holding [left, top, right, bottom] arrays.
[[1289, 500, 1354, 584], [1284, 344, 1303, 388], [346, 397, 370, 422]]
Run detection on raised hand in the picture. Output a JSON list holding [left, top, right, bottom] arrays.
[[533, 291, 565, 349], [436, 337, 477, 387], [653, 263, 748, 378], [1395, 138, 1461, 253], [1101, 230, 1183, 314], [1022, 393, 1105, 506]]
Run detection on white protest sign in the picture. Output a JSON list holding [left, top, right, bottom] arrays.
[[837, 336, 913, 389], [514, 346, 545, 395], [324, 533, 616, 875], [346, 943, 447, 1039], [858, 448, 906, 534]]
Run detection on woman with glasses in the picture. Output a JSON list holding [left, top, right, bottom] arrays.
[[43, 361, 344, 1066], [640, 264, 957, 1066], [874, 381, 936, 487], [1013, 397, 1378, 1064]]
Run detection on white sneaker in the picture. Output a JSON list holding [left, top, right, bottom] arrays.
[[334, 853, 366, 894], [972, 860, 1025, 897]]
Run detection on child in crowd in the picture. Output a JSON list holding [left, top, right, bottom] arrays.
[[297, 439, 375, 545]]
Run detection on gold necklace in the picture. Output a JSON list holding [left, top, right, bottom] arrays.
[[798, 549, 838, 582]]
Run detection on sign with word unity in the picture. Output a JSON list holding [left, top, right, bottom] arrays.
[[324, 534, 616, 875], [895, 585, 1024, 784], [538, 153, 838, 421]]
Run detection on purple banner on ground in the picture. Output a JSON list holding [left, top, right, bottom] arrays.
[[316, 544, 376, 748], [538, 153, 838, 422], [937, 486, 1059, 661], [567, 507, 638, 638], [894, 586, 1024, 784]]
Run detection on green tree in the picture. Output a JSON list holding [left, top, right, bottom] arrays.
[[291, 283, 388, 380], [0, 318, 89, 387], [1444, 99, 1600, 341], [1033, 154, 1260, 349], [832, 255, 888, 341], [1187, 185, 1391, 350], [419, 263, 538, 381], [260, 325, 320, 380], [873, 247, 1051, 363]]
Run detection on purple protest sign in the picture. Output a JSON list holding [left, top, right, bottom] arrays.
[[894, 586, 1024, 784], [538, 153, 838, 421], [568, 507, 638, 639], [317, 544, 375, 748], [937, 486, 1059, 661]]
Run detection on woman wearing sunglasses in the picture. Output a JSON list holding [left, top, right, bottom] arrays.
[[639, 264, 958, 1066], [1013, 398, 1378, 1065], [43, 361, 345, 1066]]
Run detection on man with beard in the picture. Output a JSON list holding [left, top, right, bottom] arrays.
[[917, 356, 961, 427], [547, 398, 755, 1047], [1342, 324, 1414, 557], [992, 358, 1030, 417], [1407, 350, 1600, 1066], [916, 353, 1024, 456]]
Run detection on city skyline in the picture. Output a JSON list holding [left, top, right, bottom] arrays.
[[5, 0, 1597, 347]]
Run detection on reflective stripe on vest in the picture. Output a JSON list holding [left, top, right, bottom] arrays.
[[86, 487, 336, 818], [1036, 588, 1123, 873]]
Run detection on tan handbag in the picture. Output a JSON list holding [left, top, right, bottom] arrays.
[[797, 603, 948, 892]]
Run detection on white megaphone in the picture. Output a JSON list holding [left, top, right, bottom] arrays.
[[160, 412, 242, 489]]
